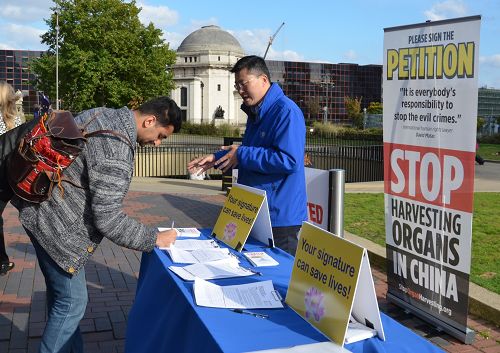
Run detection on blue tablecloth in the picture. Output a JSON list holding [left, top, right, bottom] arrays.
[[125, 229, 444, 353]]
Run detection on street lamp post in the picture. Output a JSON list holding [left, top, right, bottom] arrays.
[[321, 76, 330, 124], [55, 7, 59, 110], [319, 73, 336, 124]]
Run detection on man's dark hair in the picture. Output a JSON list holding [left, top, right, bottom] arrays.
[[137, 96, 182, 133], [230, 55, 271, 81]]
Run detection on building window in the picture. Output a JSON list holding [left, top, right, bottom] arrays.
[[217, 84, 221, 91], [194, 57, 197, 62], [181, 109, 187, 122], [189, 57, 193, 62], [218, 56, 221, 61], [184, 57, 187, 63], [180, 87, 187, 107]]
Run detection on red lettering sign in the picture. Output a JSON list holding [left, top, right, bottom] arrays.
[[307, 202, 324, 224], [384, 143, 474, 212]]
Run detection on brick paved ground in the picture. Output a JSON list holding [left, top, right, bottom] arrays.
[[1, 191, 499, 353]]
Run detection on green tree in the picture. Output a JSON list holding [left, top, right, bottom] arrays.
[[367, 101, 383, 114], [31, 0, 176, 112], [477, 116, 486, 133], [344, 96, 364, 129], [305, 97, 321, 121]]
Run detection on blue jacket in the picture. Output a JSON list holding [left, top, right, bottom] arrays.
[[216, 83, 307, 227]]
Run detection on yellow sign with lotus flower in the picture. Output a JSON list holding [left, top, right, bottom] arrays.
[[286, 222, 364, 345], [212, 185, 264, 251]]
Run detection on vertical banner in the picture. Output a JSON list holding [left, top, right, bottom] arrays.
[[383, 16, 480, 336]]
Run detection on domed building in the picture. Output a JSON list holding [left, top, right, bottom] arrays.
[[170, 25, 384, 125], [170, 25, 246, 125]]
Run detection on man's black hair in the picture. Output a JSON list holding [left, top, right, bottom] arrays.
[[230, 55, 271, 81], [137, 96, 182, 133]]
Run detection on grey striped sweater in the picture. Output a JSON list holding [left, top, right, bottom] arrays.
[[11, 107, 157, 274]]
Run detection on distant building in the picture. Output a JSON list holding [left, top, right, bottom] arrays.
[[478, 87, 500, 118], [266, 60, 382, 122], [0, 49, 44, 114], [478, 87, 500, 136], [171, 25, 245, 125], [171, 25, 383, 125]]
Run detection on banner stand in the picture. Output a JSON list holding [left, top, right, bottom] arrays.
[[382, 15, 481, 344], [387, 293, 475, 344]]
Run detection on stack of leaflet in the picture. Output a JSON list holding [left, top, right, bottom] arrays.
[[243, 251, 279, 267], [162, 239, 230, 264], [344, 315, 378, 344], [193, 278, 284, 309], [158, 227, 201, 238], [162, 239, 260, 281], [169, 258, 258, 281]]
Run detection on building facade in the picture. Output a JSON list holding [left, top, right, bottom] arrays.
[[170, 25, 246, 125], [478, 87, 500, 118], [266, 60, 382, 123], [172, 26, 383, 125], [0, 49, 44, 114], [478, 87, 500, 135]]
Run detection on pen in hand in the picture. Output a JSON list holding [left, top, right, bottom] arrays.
[[231, 309, 268, 319], [171, 221, 175, 230]]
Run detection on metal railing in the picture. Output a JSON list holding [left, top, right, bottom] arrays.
[[134, 133, 383, 182], [134, 134, 224, 178]]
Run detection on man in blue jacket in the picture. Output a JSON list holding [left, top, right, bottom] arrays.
[[188, 55, 307, 255]]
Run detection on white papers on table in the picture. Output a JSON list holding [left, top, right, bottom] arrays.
[[243, 251, 279, 267], [170, 239, 219, 250], [169, 258, 257, 281], [344, 315, 377, 344], [193, 278, 284, 309], [164, 246, 232, 264], [158, 227, 201, 238]]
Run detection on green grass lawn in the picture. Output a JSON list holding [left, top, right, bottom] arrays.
[[478, 143, 500, 161], [344, 192, 500, 294]]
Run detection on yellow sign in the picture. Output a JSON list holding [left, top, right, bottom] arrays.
[[286, 222, 364, 345], [212, 185, 264, 251]]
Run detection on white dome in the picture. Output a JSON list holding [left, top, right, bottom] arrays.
[[177, 25, 245, 55]]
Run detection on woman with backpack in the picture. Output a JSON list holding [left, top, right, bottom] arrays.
[[0, 81, 21, 275]]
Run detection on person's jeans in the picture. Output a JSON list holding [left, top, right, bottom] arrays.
[[0, 200, 10, 264], [272, 225, 301, 256], [26, 229, 87, 353]]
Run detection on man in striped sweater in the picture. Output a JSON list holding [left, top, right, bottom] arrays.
[[11, 96, 182, 353]]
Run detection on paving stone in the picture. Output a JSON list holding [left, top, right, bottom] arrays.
[[429, 335, 452, 347], [0, 323, 11, 340], [94, 317, 112, 332], [482, 346, 500, 353], [108, 310, 125, 324], [28, 322, 45, 338], [27, 338, 41, 353], [112, 322, 127, 339]]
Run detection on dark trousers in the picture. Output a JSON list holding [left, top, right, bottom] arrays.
[[0, 200, 9, 264], [272, 225, 302, 256]]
